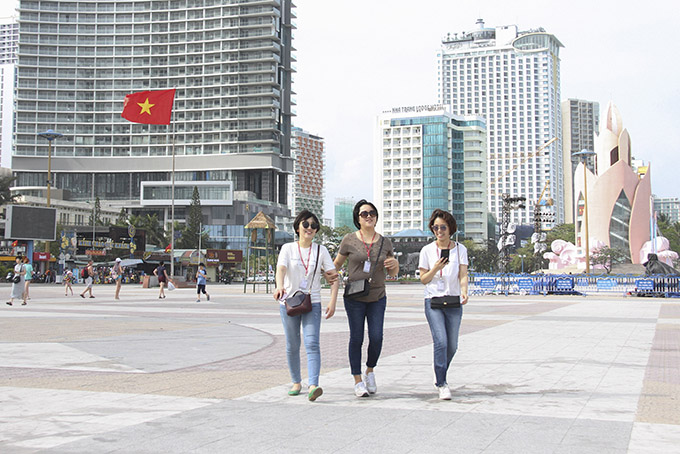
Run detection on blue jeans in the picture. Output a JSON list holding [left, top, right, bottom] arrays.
[[279, 303, 322, 386], [424, 298, 462, 387], [344, 296, 386, 376]]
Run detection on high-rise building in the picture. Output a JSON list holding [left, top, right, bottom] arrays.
[[11, 0, 295, 251], [0, 21, 18, 168], [374, 105, 488, 242], [290, 126, 324, 219], [654, 196, 680, 224], [562, 99, 599, 223], [334, 197, 355, 229], [438, 19, 563, 228]]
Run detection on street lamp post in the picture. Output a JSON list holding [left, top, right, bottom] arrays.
[[38, 129, 62, 256], [573, 149, 596, 274], [518, 254, 526, 273], [37, 129, 62, 208]]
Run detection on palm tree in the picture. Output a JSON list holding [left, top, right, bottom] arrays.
[[0, 175, 19, 206]]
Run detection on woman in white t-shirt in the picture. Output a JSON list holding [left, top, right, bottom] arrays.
[[273, 210, 339, 402], [418, 209, 469, 400]]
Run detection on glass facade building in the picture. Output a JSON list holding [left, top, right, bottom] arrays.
[[375, 106, 488, 242], [561, 99, 599, 223], [11, 0, 296, 249]]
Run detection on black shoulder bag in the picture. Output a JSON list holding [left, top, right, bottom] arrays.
[[431, 242, 462, 309], [285, 244, 320, 316], [344, 236, 385, 298]]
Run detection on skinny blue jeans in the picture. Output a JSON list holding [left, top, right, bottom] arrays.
[[424, 298, 462, 387], [279, 303, 322, 386], [344, 296, 387, 376]]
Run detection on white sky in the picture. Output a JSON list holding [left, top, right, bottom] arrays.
[[3, 0, 679, 221]]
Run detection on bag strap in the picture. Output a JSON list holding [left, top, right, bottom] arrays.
[[305, 244, 321, 292], [368, 236, 385, 283]]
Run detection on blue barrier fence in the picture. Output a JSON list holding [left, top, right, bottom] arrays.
[[469, 273, 680, 297]]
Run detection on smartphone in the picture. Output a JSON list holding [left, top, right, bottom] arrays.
[[440, 249, 450, 262]]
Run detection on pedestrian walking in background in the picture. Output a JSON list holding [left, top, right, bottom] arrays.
[[418, 209, 469, 400], [154, 261, 171, 299], [195, 262, 210, 302], [80, 260, 95, 299], [273, 210, 339, 402], [22, 256, 33, 301], [64, 270, 74, 296], [6, 256, 27, 306], [112, 258, 124, 300], [333, 200, 399, 398]]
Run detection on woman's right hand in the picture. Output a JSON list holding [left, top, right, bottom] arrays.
[[432, 257, 448, 273], [273, 287, 285, 301]]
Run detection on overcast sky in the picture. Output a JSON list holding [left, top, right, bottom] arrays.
[[3, 0, 679, 221]]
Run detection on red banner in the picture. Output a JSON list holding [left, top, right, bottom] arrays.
[[86, 250, 106, 256]]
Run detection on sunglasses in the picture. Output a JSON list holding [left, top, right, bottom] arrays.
[[359, 210, 377, 218], [432, 225, 448, 232], [301, 220, 319, 230]]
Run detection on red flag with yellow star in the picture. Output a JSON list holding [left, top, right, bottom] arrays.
[[121, 89, 176, 125]]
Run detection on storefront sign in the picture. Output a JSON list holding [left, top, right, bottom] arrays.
[[33, 252, 51, 261], [206, 249, 243, 265], [86, 250, 106, 256]]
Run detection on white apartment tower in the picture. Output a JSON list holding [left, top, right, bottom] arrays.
[[290, 126, 324, 219], [11, 0, 296, 250], [375, 105, 488, 243], [561, 98, 599, 223], [438, 19, 564, 227], [0, 21, 18, 169]]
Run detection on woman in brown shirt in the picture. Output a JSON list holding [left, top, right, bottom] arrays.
[[334, 199, 399, 397]]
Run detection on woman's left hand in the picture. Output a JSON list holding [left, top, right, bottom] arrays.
[[461, 292, 469, 305], [325, 302, 336, 319], [384, 257, 399, 271]]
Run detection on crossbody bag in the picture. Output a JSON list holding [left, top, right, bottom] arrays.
[[431, 241, 462, 309], [285, 244, 320, 316]]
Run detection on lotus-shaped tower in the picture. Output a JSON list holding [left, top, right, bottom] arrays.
[[573, 102, 651, 264]]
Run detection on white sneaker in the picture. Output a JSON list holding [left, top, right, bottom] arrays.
[[438, 385, 451, 400], [364, 372, 377, 394], [354, 381, 369, 397]]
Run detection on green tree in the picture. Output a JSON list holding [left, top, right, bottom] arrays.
[[88, 196, 103, 226], [657, 214, 680, 255], [467, 239, 500, 273], [316, 225, 353, 257], [129, 214, 167, 249], [176, 186, 207, 249], [545, 223, 575, 246], [590, 246, 628, 273], [115, 208, 129, 226], [0, 175, 19, 206]]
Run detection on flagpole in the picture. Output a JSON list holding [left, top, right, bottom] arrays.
[[170, 120, 176, 279]]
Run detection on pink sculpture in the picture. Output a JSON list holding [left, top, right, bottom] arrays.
[[572, 102, 672, 265]]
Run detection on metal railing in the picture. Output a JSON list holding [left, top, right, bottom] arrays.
[[469, 273, 680, 297]]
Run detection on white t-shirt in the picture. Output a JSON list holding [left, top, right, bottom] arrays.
[[277, 242, 335, 305], [418, 241, 468, 298]]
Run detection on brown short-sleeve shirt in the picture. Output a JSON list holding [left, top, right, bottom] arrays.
[[338, 232, 394, 302]]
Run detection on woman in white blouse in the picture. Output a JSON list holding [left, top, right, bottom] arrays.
[[418, 209, 469, 400], [273, 210, 339, 401]]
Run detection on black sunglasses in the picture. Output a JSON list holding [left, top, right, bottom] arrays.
[[359, 210, 377, 218], [432, 225, 448, 231], [302, 220, 319, 230]]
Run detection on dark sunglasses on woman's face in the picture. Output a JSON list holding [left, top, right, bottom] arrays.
[[302, 221, 319, 230], [432, 225, 448, 232], [359, 210, 377, 218]]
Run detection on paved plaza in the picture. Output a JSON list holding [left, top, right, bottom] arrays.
[[1, 282, 679, 453]]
